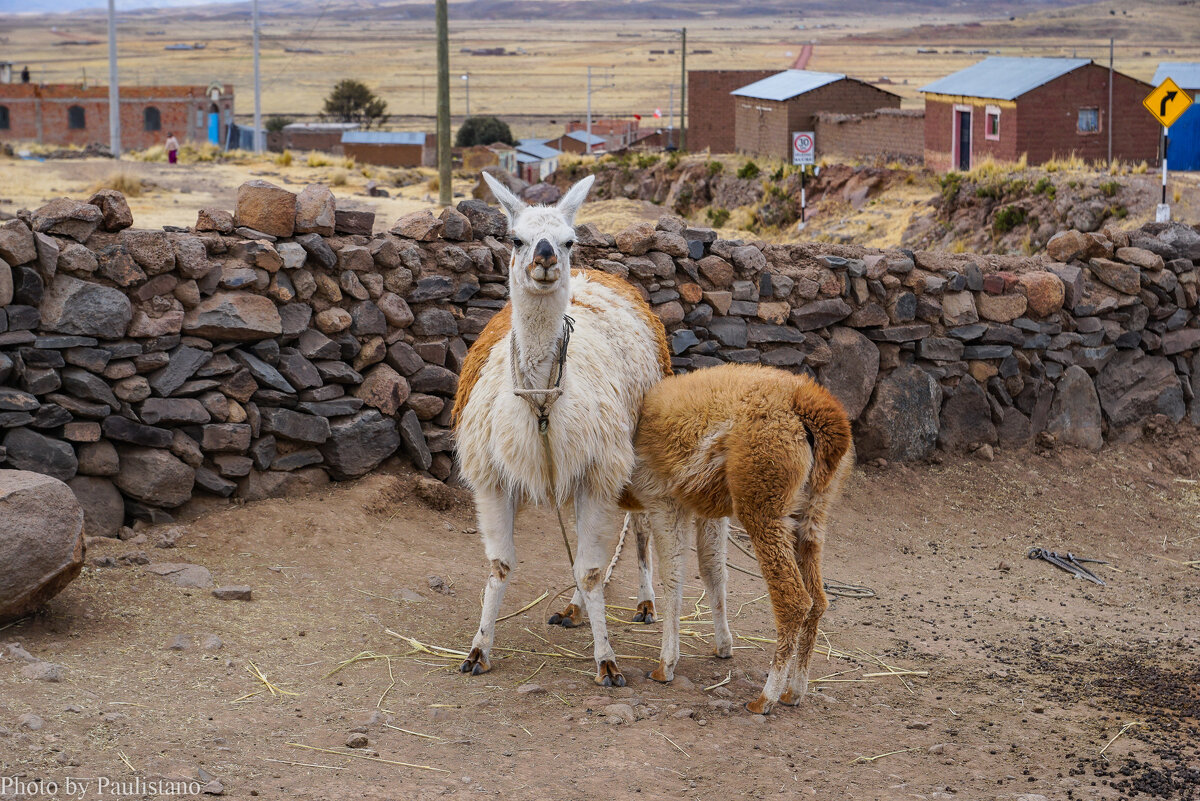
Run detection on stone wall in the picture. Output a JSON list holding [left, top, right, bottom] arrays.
[[1, 180, 1198, 537]]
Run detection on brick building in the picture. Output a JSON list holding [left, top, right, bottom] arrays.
[[687, 69, 777, 153], [921, 57, 1158, 171], [564, 118, 639, 151], [1154, 62, 1200, 171], [732, 71, 902, 161], [340, 130, 430, 167], [0, 83, 234, 150], [267, 122, 359, 155], [813, 108, 925, 163]]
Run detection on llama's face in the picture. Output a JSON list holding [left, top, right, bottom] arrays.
[[482, 173, 595, 296]]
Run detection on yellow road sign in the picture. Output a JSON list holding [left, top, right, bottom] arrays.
[[1143, 77, 1193, 128]]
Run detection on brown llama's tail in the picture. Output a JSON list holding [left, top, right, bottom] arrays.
[[791, 377, 853, 496]]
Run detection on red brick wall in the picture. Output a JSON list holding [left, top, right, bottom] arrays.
[[0, 84, 234, 151], [813, 108, 924, 162], [736, 79, 903, 161], [688, 69, 776, 153], [343, 142, 424, 167], [1016, 64, 1157, 165], [924, 64, 1157, 171]]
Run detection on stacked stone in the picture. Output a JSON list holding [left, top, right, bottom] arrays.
[[571, 216, 1200, 462], [1, 179, 1198, 538], [0, 182, 509, 537]]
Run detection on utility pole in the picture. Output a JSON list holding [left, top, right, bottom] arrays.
[[436, 0, 451, 207], [586, 66, 614, 151], [667, 83, 674, 148], [1107, 37, 1113, 166], [252, 0, 262, 152], [106, 0, 120, 159], [462, 72, 470, 117], [680, 27, 687, 151]]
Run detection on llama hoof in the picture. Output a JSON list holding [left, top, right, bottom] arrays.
[[713, 646, 732, 659], [632, 600, 656, 624], [595, 660, 626, 687], [779, 689, 803, 706], [459, 647, 491, 676], [549, 603, 582, 628], [646, 663, 673, 683], [745, 695, 773, 715]]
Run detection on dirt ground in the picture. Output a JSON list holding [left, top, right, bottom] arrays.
[[3, 429, 1199, 800]]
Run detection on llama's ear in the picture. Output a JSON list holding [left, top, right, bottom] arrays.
[[482, 171, 525, 222], [555, 174, 595, 225]]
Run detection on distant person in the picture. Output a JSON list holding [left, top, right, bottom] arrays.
[[20, 66, 30, 84], [165, 132, 179, 164]]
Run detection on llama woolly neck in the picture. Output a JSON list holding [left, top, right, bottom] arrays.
[[508, 282, 571, 384]]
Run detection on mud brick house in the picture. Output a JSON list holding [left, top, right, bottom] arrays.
[[339, 130, 429, 167], [548, 129, 606, 155], [0, 83, 234, 150], [564, 118, 640, 152], [1154, 62, 1200, 171], [688, 69, 777, 153], [731, 70, 902, 161], [267, 122, 359, 155], [921, 57, 1158, 171]]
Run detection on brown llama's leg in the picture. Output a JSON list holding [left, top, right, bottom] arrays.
[[695, 516, 732, 659], [631, 512, 657, 624], [780, 512, 828, 706], [647, 503, 688, 683], [743, 513, 811, 715]]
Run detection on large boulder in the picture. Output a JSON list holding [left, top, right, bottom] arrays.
[[1045, 365, 1103, 450], [0, 219, 38, 266], [0, 470, 86, 624], [937, 376, 997, 451], [113, 447, 195, 508], [40, 274, 132, 338], [67, 475, 125, 537], [234, 180, 297, 237], [1096, 350, 1185, 429], [87, 189, 134, 231], [183, 291, 282, 340], [318, 409, 400, 480], [817, 327, 878, 420], [855, 365, 942, 462]]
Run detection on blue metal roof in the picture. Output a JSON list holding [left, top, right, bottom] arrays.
[[731, 70, 845, 101], [920, 57, 1091, 101], [515, 141, 561, 160], [565, 130, 606, 145], [341, 131, 426, 145], [1154, 62, 1200, 90]]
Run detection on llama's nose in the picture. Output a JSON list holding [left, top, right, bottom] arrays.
[[534, 239, 556, 265]]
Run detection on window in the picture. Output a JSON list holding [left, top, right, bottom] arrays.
[[0, 106, 9, 130], [196, 107, 204, 128], [143, 106, 161, 131], [985, 105, 1000, 140], [68, 105, 86, 129], [1078, 107, 1100, 134]]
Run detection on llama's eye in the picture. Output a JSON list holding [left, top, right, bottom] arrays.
[[511, 237, 523, 249], [563, 240, 575, 250]]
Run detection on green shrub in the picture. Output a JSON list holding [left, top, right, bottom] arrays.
[[706, 160, 724, 175], [635, 152, 659, 169], [706, 207, 731, 227], [1032, 177, 1056, 198], [939, 172, 963, 204], [737, 161, 760, 180], [1098, 179, 1120, 197], [993, 205, 1026, 233]]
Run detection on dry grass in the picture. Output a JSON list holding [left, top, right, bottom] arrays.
[[88, 169, 143, 198], [329, 168, 349, 187], [274, 149, 294, 167]]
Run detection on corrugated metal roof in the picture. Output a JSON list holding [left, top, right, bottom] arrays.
[[1154, 62, 1200, 90], [341, 131, 426, 145], [515, 153, 538, 164], [285, 122, 360, 131], [920, 57, 1091, 101], [565, 130, 605, 145], [515, 141, 561, 160], [731, 70, 845, 101]]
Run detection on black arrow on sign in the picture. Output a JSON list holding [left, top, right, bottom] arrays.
[[1160, 90, 1178, 117]]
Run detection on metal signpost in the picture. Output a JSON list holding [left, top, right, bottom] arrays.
[[792, 131, 815, 222], [1143, 77, 1194, 222]]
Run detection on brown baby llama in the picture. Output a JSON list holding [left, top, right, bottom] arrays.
[[622, 363, 854, 714]]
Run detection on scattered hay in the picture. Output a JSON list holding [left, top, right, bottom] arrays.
[[287, 742, 449, 773], [89, 170, 143, 197], [246, 660, 300, 698], [849, 747, 920, 765]]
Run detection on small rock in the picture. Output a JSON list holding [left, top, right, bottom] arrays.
[[516, 683, 546, 695], [602, 703, 636, 725], [427, 575, 455, 596], [346, 733, 370, 749], [211, 585, 252, 601], [21, 661, 64, 682], [200, 634, 223, 650], [906, 720, 931, 730], [166, 634, 191, 651], [200, 780, 225, 796], [18, 713, 44, 731]]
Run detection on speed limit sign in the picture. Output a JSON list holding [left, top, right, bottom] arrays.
[[792, 131, 815, 165]]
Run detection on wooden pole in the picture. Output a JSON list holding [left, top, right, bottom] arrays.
[[680, 27, 687, 151], [436, 0, 451, 207]]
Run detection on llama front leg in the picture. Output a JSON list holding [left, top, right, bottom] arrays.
[[782, 511, 830, 706], [696, 516, 732, 659], [573, 490, 625, 687], [630, 512, 657, 623], [460, 488, 516, 676], [647, 504, 687, 683]]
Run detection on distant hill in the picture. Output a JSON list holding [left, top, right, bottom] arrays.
[[5, 0, 1077, 20]]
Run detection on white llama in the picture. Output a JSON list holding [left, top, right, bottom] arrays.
[[452, 173, 671, 686]]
